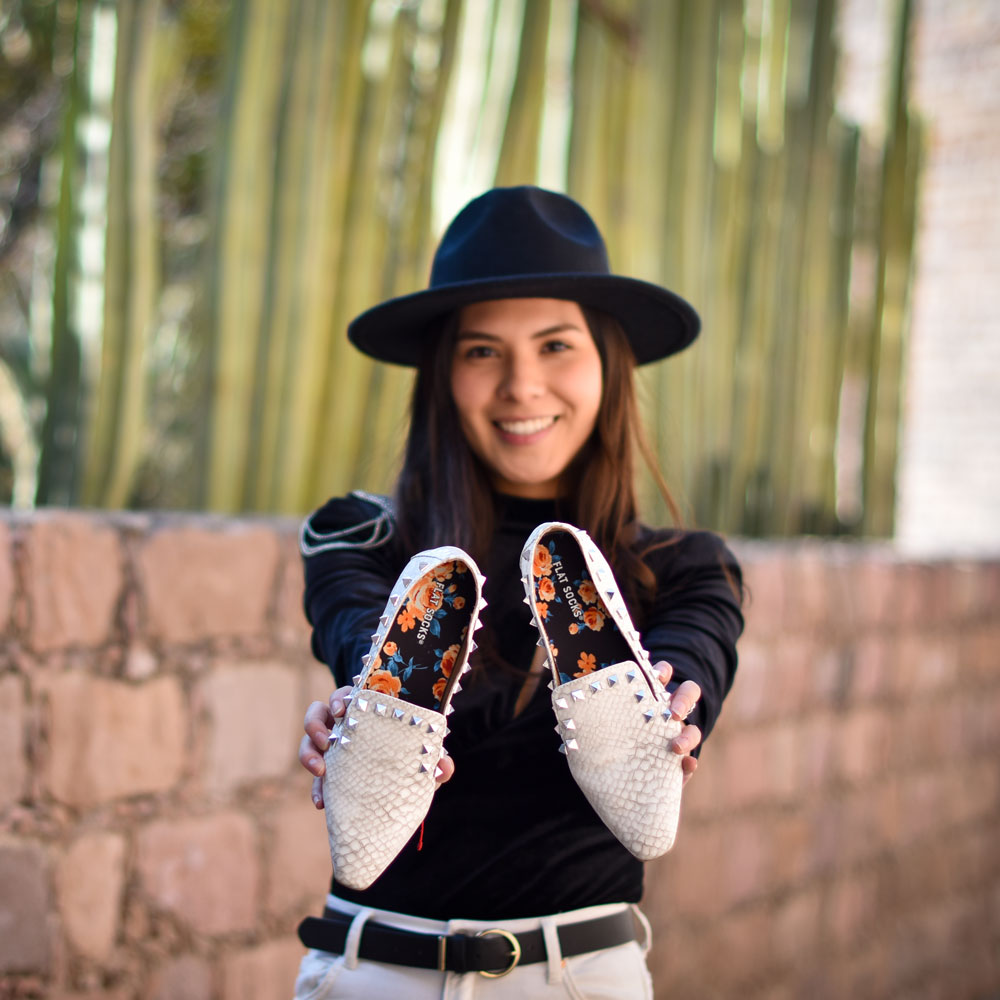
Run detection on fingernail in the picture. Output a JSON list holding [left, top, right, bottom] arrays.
[[332, 699, 345, 717], [673, 737, 689, 754], [309, 756, 325, 776]]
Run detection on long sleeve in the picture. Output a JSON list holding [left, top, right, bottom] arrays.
[[639, 530, 744, 743], [300, 493, 405, 687]]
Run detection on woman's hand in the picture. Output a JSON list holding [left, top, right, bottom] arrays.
[[654, 661, 702, 786], [299, 688, 455, 809]]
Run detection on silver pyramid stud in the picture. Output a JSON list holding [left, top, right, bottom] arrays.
[[547, 679, 554, 690], [558, 743, 568, 755], [479, 599, 488, 609], [353, 673, 362, 684], [474, 620, 484, 631], [644, 709, 656, 722], [340, 734, 351, 746], [452, 682, 462, 694], [360, 654, 370, 668], [589, 680, 602, 693], [571, 689, 585, 701], [608, 674, 618, 687], [434, 766, 443, 779], [370, 633, 380, 643], [635, 690, 645, 703], [554, 697, 568, 709], [420, 744, 431, 755], [393, 708, 405, 720], [537, 637, 546, 647], [427, 722, 441, 733], [356, 698, 369, 712], [460, 663, 472, 675], [662, 709, 672, 721], [522, 596, 532, 605], [389, 594, 401, 608], [626, 669, 637, 683], [375, 703, 387, 716], [564, 738, 579, 751], [346, 716, 358, 729], [445, 703, 455, 715], [410, 715, 423, 727], [419, 761, 430, 773], [328, 731, 339, 743], [563, 718, 576, 730], [469, 641, 478, 653], [401, 576, 414, 587], [379, 613, 391, 627]]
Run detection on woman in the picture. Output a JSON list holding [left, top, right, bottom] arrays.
[[295, 186, 743, 998]]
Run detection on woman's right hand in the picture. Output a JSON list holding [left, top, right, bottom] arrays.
[[299, 688, 455, 809]]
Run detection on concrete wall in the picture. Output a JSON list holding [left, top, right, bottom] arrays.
[[0, 512, 997, 999]]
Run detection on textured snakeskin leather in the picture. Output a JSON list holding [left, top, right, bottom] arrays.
[[323, 690, 448, 889], [551, 664, 684, 859]]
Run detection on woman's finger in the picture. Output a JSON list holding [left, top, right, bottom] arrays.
[[311, 775, 324, 809], [436, 751, 455, 785], [670, 723, 702, 756], [680, 755, 698, 786], [304, 700, 334, 753], [669, 680, 702, 722], [299, 732, 326, 778], [653, 660, 674, 687]]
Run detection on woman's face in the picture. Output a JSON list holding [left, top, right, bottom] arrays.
[[450, 297, 603, 498]]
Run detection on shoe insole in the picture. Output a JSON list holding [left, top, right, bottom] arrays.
[[531, 531, 634, 685], [363, 560, 476, 711]]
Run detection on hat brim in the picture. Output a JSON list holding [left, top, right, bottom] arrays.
[[346, 273, 700, 367]]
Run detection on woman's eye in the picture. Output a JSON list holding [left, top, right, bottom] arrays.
[[462, 344, 496, 359], [541, 339, 570, 353]]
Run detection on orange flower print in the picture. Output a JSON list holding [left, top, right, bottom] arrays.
[[433, 562, 454, 582], [576, 652, 597, 675], [397, 606, 416, 631], [568, 622, 579, 635], [536, 601, 549, 620], [411, 579, 445, 617], [533, 545, 553, 577], [538, 577, 556, 601], [583, 606, 605, 631], [440, 643, 461, 678], [455, 562, 468, 573], [372, 654, 383, 669], [366, 670, 402, 696], [432, 677, 448, 702], [453, 596, 465, 610], [383, 640, 398, 657], [578, 580, 597, 604]]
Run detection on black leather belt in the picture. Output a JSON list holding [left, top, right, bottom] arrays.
[[297, 905, 636, 978]]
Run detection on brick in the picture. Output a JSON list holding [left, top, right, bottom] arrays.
[[0, 673, 26, 809], [851, 554, 896, 629], [275, 534, 312, 649], [43, 674, 186, 807], [768, 636, 817, 718], [137, 812, 259, 935], [707, 903, 774, 992], [202, 662, 300, 793], [220, 938, 304, 1000], [266, 797, 331, 915], [726, 638, 769, 721], [0, 840, 51, 973], [721, 727, 773, 808], [138, 523, 280, 643], [149, 954, 213, 1000], [772, 886, 822, 969], [648, 821, 728, 921], [827, 868, 878, 949], [25, 514, 122, 651], [784, 546, 832, 632], [768, 811, 814, 889], [55, 832, 125, 960], [798, 711, 836, 790], [0, 520, 12, 633], [721, 817, 772, 908], [739, 550, 786, 638], [836, 708, 890, 784], [848, 634, 893, 702]]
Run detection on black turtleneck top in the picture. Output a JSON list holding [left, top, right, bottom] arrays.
[[301, 491, 743, 920]]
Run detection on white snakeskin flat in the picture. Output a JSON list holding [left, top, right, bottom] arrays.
[[323, 546, 486, 889], [519, 522, 684, 860]]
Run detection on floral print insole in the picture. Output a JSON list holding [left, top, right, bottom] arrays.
[[363, 560, 475, 711], [532, 532, 633, 685]]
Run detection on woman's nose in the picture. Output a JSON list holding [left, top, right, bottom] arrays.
[[498, 355, 545, 400]]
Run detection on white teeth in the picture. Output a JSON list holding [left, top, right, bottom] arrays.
[[496, 416, 556, 435]]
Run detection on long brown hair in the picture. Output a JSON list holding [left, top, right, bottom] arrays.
[[393, 304, 681, 619]]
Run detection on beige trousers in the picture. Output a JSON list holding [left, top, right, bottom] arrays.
[[292, 894, 654, 1000]]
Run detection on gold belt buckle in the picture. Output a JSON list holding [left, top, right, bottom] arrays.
[[476, 927, 522, 978]]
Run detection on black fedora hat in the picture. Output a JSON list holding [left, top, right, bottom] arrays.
[[347, 185, 700, 366]]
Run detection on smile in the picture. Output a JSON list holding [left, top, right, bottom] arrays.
[[494, 416, 558, 436]]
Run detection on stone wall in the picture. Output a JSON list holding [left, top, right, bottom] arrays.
[[0, 512, 998, 999]]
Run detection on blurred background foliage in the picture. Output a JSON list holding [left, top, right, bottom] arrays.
[[0, 0, 919, 535]]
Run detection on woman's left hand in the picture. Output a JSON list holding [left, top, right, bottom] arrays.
[[654, 660, 702, 786]]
